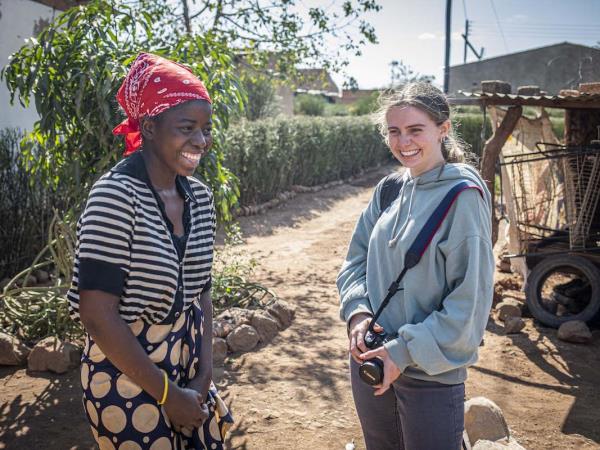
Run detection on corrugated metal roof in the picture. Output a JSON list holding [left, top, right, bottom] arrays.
[[451, 91, 600, 109]]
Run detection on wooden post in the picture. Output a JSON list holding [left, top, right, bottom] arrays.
[[480, 105, 522, 244]]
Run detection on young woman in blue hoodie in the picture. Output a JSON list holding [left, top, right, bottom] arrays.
[[337, 82, 494, 450]]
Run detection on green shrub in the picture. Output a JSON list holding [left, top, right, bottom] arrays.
[[240, 75, 281, 121], [324, 102, 350, 116], [454, 113, 493, 158], [223, 116, 390, 204], [295, 94, 326, 116], [550, 117, 564, 139], [350, 92, 379, 116]]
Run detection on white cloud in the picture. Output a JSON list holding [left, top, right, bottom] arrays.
[[418, 32, 437, 40]]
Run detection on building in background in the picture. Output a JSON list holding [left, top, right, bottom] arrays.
[[0, 0, 87, 131], [449, 42, 600, 95]]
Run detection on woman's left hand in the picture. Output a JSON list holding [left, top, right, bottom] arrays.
[[359, 346, 401, 396]]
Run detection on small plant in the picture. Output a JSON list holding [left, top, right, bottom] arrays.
[[211, 224, 277, 314], [0, 218, 276, 342], [0, 212, 82, 343]]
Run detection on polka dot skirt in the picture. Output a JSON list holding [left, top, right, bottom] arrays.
[[80, 301, 233, 449]]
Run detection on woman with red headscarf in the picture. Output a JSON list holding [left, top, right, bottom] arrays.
[[67, 53, 233, 449]]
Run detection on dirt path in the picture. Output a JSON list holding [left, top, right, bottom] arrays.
[[1, 164, 599, 449], [222, 165, 600, 450]]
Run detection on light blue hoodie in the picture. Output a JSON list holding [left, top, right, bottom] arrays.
[[337, 162, 494, 385]]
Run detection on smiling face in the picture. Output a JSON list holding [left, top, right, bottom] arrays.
[[386, 105, 449, 177], [140, 99, 213, 177]]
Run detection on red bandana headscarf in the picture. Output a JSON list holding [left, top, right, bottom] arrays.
[[113, 52, 212, 156]]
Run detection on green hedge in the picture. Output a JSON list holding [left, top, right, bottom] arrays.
[[222, 114, 491, 206], [222, 116, 390, 204], [223, 113, 564, 206]]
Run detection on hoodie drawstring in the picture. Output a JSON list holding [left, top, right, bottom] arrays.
[[388, 177, 419, 247]]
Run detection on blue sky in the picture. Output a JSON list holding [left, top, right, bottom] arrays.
[[334, 0, 600, 89]]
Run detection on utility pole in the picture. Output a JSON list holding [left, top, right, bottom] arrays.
[[461, 19, 485, 63], [444, 0, 452, 94], [463, 19, 469, 64]]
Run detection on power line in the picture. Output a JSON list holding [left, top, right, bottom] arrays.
[[476, 21, 600, 30], [489, 0, 508, 53], [472, 28, 600, 38], [474, 25, 600, 33]]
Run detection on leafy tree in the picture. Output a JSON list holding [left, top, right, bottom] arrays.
[[176, 0, 381, 78], [3, 0, 382, 219], [389, 59, 435, 87], [2, 0, 244, 221]]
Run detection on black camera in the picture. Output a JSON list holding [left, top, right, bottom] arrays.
[[358, 328, 396, 386]]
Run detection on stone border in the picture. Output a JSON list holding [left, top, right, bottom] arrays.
[[212, 300, 296, 367], [233, 164, 384, 218]]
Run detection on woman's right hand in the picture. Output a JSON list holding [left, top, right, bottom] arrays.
[[164, 384, 209, 431], [348, 313, 383, 364]]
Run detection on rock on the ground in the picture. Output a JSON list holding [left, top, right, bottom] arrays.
[[251, 311, 280, 344], [266, 300, 296, 329], [32, 269, 50, 283], [496, 299, 522, 322], [0, 332, 31, 366], [27, 337, 81, 374], [213, 319, 234, 338], [496, 276, 521, 291], [557, 320, 592, 344], [498, 259, 512, 273], [465, 397, 510, 444], [473, 438, 526, 449], [216, 308, 254, 329], [504, 317, 526, 334], [226, 324, 260, 352], [493, 285, 504, 307], [21, 274, 37, 287], [213, 337, 228, 367]]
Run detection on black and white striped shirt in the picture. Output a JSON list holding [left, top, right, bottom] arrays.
[[67, 151, 216, 324]]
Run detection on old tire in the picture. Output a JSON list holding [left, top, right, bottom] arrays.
[[525, 255, 600, 328]]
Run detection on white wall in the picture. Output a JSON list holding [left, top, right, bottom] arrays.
[[0, 0, 59, 131]]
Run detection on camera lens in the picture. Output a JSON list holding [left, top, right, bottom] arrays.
[[358, 359, 384, 386]]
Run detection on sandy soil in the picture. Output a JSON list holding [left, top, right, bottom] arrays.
[[1, 164, 599, 450]]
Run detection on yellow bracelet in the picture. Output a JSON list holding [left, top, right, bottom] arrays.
[[158, 371, 169, 405]]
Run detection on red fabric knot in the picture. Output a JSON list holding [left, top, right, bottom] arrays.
[[112, 52, 212, 156]]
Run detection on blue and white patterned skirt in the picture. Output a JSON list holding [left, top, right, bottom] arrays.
[[79, 300, 233, 450]]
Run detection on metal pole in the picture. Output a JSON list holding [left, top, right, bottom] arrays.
[[463, 19, 469, 64], [444, 0, 452, 93]]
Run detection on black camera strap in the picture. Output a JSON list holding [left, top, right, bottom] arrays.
[[367, 180, 482, 333]]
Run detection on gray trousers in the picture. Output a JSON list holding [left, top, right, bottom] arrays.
[[350, 358, 465, 450]]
